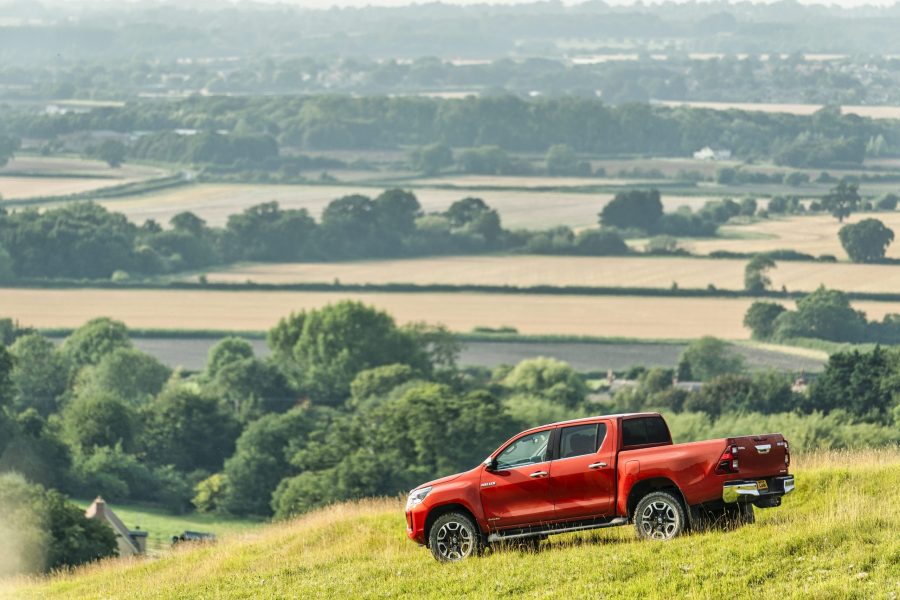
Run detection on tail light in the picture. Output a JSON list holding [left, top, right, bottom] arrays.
[[716, 444, 740, 474], [784, 440, 790, 467]]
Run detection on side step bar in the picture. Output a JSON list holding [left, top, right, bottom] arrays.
[[487, 517, 628, 543]]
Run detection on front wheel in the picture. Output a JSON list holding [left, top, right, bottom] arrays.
[[634, 491, 687, 541], [428, 512, 482, 562]]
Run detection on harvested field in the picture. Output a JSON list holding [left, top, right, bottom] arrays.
[[198, 255, 900, 294], [663, 212, 900, 260], [0, 156, 168, 199], [89, 183, 714, 228], [6, 288, 900, 338]]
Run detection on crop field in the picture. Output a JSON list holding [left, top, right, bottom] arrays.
[[7, 449, 899, 599], [666, 212, 900, 260], [88, 183, 716, 229], [656, 99, 900, 119], [0, 156, 168, 200], [198, 254, 900, 294], [6, 288, 900, 339]]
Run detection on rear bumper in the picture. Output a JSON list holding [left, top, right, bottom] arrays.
[[723, 475, 795, 504]]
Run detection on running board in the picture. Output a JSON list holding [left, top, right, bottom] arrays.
[[487, 517, 628, 543]]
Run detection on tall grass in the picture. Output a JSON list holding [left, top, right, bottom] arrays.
[[5, 449, 898, 599]]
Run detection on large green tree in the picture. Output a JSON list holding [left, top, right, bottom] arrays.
[[839, 218, 894, 263], [744, 255, 776, 293], [76, 347, 170, 405], [268, 302, 431, 405], [9, 334, 70, 417], [677, 336, 745, 381], [822, 179, 860, 223], [743, 301, 787, 340], [599, 189, 663, 232], [772, 286, 868, 342], [62, 317, 132, 368], [140, 387, 240, 473]]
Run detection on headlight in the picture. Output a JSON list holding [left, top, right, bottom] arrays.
[[405, 486, 432, 511]]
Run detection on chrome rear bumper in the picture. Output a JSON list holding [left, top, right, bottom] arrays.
[[723, 475, 795, 503]]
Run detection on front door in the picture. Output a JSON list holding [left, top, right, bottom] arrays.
[[549, 421, 616, 520], [480, 428, 555, 529]]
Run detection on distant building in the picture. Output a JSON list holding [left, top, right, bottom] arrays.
[[84, 496, 148, 557], [693, 146, 732, 161]]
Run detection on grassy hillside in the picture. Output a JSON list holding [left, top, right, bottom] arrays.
[[5, 450, 899, 599]]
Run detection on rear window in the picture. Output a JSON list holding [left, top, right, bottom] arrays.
[[621, 417, 670, 448]]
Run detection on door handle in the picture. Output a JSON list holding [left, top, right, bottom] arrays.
[[588, 462, 608, 469], [529, 471, 549, 478]]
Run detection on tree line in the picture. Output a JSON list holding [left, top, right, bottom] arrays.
[[0, 191, 637, 280], [5, 96, 893, 168]]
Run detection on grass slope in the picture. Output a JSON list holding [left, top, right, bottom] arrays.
[[6, 450, 899, 599]]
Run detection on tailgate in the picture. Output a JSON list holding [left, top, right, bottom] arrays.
[[731, 433, 789, 478]]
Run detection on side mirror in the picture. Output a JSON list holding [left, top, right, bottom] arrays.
[[483, 457, 497, 471]]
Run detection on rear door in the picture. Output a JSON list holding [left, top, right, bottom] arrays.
[[548, 420, 616, 520], [480, 428, 556, 529]]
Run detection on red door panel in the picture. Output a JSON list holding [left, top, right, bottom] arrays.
[[550, 421, 616, 520], [479, 462, 554, 529]]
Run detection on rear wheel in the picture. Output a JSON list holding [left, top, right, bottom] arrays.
[[634, 491, 687, 541], [428, 512, 482, 562]]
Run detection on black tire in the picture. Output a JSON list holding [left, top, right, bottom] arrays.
[[428, 512, 483, 562], [634, 491, 688, 541]]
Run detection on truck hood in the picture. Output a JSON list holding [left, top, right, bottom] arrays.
[[417, 472, 463, 490]]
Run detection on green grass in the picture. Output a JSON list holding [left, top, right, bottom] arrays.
[[6, 449, 899, 599], [70, 499, 264, 554]]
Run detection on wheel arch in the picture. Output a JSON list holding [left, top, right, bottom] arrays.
[[626, 477, 689, 521], [424, 503, 482, 544]]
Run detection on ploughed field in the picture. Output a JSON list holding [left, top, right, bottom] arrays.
[[6, 449, 898, 599], [6, 288, 900, 339], [199, 254, 900, 294], [100, 337, 825, 373]]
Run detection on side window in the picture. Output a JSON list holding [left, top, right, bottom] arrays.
[[495, 430, 551, 470], [622, 417, 670, 447], [559, 423, 608, 459]]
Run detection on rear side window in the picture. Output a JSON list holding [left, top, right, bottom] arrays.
[[559, 423, 608, 459], [622, 417, 670, 448]]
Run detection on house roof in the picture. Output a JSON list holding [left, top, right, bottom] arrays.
[[85, 496, 142, 553]]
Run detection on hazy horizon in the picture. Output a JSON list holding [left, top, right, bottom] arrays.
[[33, 0, 900, 10]]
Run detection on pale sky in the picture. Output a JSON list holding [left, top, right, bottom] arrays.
[[40, 0, 900, 8]]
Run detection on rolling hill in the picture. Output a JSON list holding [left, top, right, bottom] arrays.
[[4, 450, 898, 599]]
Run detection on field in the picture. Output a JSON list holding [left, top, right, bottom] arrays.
[[657, 99, 900, 119], [69, 499, 263, 554], [6, 449, 899, 599], [0, 157, 168, 200], [198, 254, 900, 293], [79, 336, 825, 373], [88, 183, 715, 229], [6, 288, 900, 339], [665, 212, 900, 260]]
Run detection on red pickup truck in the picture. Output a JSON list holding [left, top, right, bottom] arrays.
[[405, 412, 794, 561]]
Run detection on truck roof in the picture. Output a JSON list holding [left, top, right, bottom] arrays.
[[519, 412, 662, 435]]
